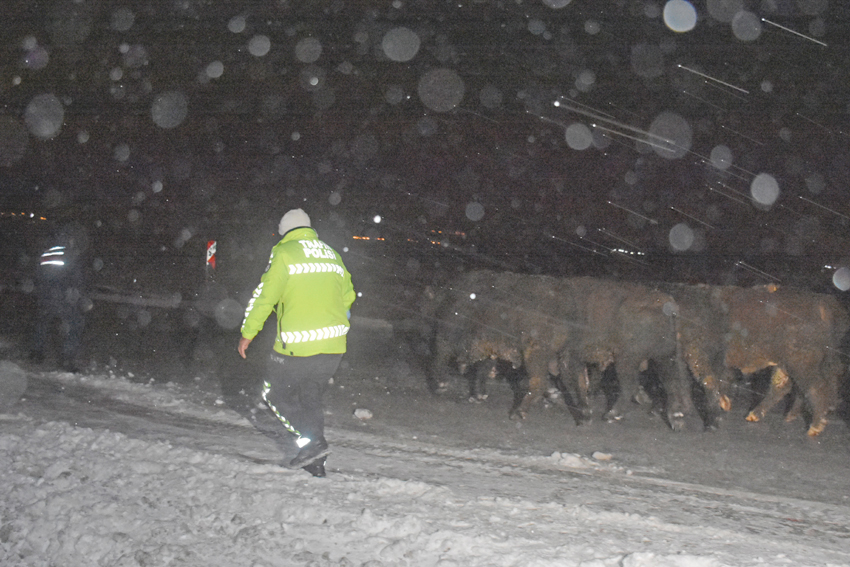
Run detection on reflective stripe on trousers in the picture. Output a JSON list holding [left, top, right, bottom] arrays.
[[261, 379, 311, 448]]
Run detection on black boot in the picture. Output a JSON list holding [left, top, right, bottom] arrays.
[[288, 437, 330, 469], [302, 457, 326, 477]]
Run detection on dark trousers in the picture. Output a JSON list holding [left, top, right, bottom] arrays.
[[32, 298, 85, 366], [263, 352, 343, 445]]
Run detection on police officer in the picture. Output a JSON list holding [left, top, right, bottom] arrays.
[[238, 209, 355, 477], [30, 224, 88, 372]]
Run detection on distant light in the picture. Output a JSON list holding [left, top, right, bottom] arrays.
[[373, 215, 382, 224], [469, 293, 477, 300]]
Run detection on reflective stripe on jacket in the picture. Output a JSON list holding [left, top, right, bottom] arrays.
[[241, 227, 355, 356]]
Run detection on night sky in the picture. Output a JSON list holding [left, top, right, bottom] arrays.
[[2, 0, 850, 289]]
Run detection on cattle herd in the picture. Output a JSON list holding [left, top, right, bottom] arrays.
[[422, 270, 850, 436]]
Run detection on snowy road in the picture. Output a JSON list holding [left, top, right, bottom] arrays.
[[3, 365, 850, 566]]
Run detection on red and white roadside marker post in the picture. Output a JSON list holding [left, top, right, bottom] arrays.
[[205, 240, 216, 281]]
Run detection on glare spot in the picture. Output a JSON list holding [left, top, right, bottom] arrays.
[[709, 145, 733, 170], [528, 19, 547, 35], [469, 292, 477, 299], [329, 191, 342, 206], [110, 7, 135, 32], [291, 131, 301, 141], [779, 127, 792, 143], [584, 20, 601, 34], [121, 44, 148, 68], [128, 209, 141, 223], [382, 27, 421, 62], [299, 66, 325, 91], [152, 180, 163, 193], [805, 173, 825, 194], [205, 61, 224, 79], [542, 0, 572, 8], [576, 225, 587, 237], [662, 301, 678, 316], [385, 84, 405, 105], [77, 130, 89, 143], [150, 91, 188, 129], [761, 80, 773, 93], [731, 11, 762, 41], [833, 267, 850, 292], [113, 143, 130, 162], [373, 215, 382, 224], [417, 68, 465, 112], [466, 202, 485, 221], [750, 173, 779, 206], [592, 129, 611, 149], [22, 45, 49, 70], [295, 37, 322, 63], [663, 0, 697, 32], [109, 67, 123, 81], [575, 69, 595, 92], [215, 298, 244, 329], [24, 93, 64, 139], [228, 15, 246, 33], [669, 223, 694, 251], [565, 123, 593, 150], [648, 111, 692, 159], [248, 35, 271, 57], [706, 0, 742, 23]]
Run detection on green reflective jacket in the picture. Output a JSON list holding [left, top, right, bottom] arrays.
[[241, 227, 355, 356]]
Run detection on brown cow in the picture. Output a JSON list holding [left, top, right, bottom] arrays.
[[428, 271, 694, 430], [660, 283, 736, 429], [553, 278, 694, 431], [427, 269, 529, 399], [722, 284, 848, 436]]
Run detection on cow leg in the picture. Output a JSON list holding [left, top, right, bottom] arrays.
[[510, 348, 549, 420], [605, 356, 642, 422], [698, 371, 734, 429], [784, 389, 804, 423], [655, 356, 696, 432], [803, 379, 838, 437], [428, 337, 455, 394], [469, 358, 497, 402], [559, 354, 592, 425], [745, 366, 792, 423]]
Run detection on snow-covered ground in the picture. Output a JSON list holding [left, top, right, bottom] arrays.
[[1, 316, 850, 567]]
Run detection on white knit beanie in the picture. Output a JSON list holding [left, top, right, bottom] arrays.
[[278, 208, 311, 236]]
